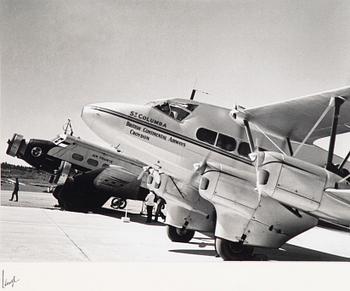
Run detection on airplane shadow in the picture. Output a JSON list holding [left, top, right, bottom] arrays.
[[169, 243, 350, 261], [255, 244, 350, 262], [169, 249, 218, 257]]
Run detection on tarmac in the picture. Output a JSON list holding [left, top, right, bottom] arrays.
[[1, 190, 350, 262]]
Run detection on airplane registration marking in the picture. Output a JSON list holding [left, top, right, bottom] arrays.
[[91, 153, 114, 164]]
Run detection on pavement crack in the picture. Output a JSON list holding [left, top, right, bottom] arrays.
[[43, 210, 90, 261]]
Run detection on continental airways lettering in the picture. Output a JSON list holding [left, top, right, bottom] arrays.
[[129, 111, 167, 128], [126, 121, 185, 147]]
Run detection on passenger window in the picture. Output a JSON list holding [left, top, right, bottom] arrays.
[[87, 158, 98, 167], [72, 153, 84, 161], [196, 128, 217, 145], [216, 134, 236, 152], [102, 163, 110, 168], [238, 142, 251, 157]]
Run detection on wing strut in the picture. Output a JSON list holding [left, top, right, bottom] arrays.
[[338, 150, 350, 171], [294, 99, 334, 157], [286, 137, 293, 156], [243, 120, 255, 152], [327, 97, 345, 171]]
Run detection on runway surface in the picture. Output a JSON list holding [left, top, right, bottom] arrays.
[[1, 190, 350, 262]]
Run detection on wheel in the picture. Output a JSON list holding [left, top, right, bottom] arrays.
[[167, 225, 195, 243], [215, 237, 254, 261], [111, 198, 127, 209]]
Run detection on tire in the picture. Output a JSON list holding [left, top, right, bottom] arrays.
[[215, 237, 253, 261], [111, 198, 127, 209], [167, 225, 195, 243]]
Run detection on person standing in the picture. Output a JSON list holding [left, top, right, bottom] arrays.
[[154, 196, 166, 222], [9, 177, 19, 202], [144, 190, 156, 223]]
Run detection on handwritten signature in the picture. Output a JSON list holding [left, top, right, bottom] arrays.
[[1, 270, 19, 288]]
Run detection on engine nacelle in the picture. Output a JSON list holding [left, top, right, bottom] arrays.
[[256, 151, 327, 212], [146, 169, 215, 232], [7, 133, 61, 173], [258, 152, 350, 225]]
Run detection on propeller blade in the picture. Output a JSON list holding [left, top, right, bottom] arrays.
[[137, 166, 151, 180], [187, 151, 212, 184]]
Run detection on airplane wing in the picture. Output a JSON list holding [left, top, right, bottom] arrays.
[[243, 86, 350, 143], [241, 196, 318, 248], [6, 178, 26, 186]]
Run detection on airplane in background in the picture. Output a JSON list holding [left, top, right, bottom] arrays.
[[82, 86, 350, 260], [6, 132, 148, 211]]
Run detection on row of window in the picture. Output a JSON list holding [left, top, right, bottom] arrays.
[[196, 128, 265, 157], [71, 153, 110, 168]]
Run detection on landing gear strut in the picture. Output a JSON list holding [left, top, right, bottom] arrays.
[[215, 237, 254, 261], [167, 225, 195, 243]]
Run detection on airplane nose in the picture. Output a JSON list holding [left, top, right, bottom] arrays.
[[81, 104, 98, 128], [81, 102, 133, 134]]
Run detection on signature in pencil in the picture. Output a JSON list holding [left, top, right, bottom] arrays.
[[1, 270, 19, 288]]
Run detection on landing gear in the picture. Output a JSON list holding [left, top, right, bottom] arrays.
[[215, 237, 254, 261], [52, 183, 110, 212], [167, 225, 195, 243], [111, 198, 127, 209]]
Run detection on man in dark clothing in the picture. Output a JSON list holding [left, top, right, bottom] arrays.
[[9, 178, 19, 202], [154, 196, 166, 222]]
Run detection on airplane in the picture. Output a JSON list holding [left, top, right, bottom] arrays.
[[81, 86, 350, 260], [6, 131, 149, 211]]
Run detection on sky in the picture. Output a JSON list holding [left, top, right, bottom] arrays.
[[1, 0, 350, 165]]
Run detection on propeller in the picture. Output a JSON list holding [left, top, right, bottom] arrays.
[[137, 166, 151, 180], [187, 151, 212, 185]]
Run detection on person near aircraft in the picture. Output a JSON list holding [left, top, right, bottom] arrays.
[[144, 190, 156, 223], [9, 177, 19, 202], [154, 196, 166, 222]]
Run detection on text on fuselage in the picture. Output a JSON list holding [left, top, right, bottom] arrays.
[[126, 121, 185, 147], [129, 111, 167, 128]]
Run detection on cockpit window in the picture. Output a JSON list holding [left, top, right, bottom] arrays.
[[154, 101, 197, 121]]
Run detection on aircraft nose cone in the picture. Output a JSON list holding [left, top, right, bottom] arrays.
[[81, 104, 98, 128]]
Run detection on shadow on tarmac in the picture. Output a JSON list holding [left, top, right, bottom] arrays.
[[169, 249, 218, 257], [94, 207, 166, 227], [4, 191, 349, 262], [169, 243, 350, 261], [255, 243, 350, 261]]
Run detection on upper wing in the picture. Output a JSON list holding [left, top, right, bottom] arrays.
[[243, 86, 350, 143]]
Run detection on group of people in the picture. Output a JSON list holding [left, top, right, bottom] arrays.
[[144, 190, 166, 223]]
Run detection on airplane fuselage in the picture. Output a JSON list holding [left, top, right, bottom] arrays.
[[82, 98, 350, 247]]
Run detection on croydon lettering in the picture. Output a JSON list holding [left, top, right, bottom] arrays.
[[129, 129, 150, 141]]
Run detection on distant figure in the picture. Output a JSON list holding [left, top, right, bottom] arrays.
[[9, 178, 19, 202], [144, 190, 156, 223], [154, 196, 166, 222]]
